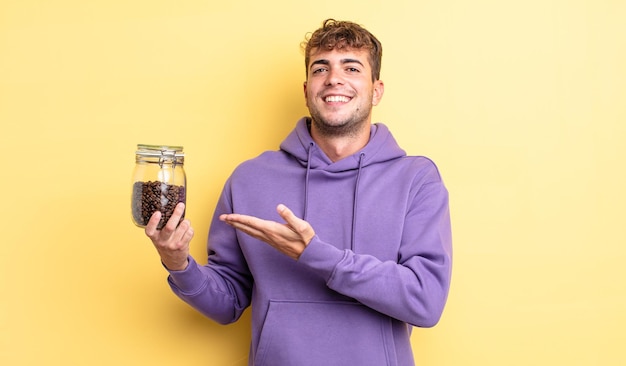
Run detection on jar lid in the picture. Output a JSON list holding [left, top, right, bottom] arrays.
[[136, 144, 184, 158]]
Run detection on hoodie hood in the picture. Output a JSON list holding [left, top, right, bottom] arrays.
[[280, 117, 406, 171]]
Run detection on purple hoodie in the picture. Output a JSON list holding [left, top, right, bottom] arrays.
[[167, 117, 452, 366]]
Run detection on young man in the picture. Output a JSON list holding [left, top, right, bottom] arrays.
[[146, 19, 452, 366]]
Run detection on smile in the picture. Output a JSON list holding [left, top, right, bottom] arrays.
[[324, 95, 351, 103]]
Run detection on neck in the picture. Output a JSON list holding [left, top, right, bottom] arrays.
[[309, 121, 370, 162]]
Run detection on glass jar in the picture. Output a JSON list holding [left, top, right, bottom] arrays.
[[131, 144, 186, 229]]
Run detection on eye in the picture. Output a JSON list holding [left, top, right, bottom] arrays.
[[346, 67, 360, 73], [312, 67, 327, 74]]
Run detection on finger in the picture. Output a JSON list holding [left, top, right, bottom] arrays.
[[221, 213, 263, 228], [227, 219, 267, 239], [221, 213, 277, 243], [170, 219, 194, 249], [219, 213, 242, 224], [219, 213, 238, 223], [145, 210, 163, 238], [182, 224, 195, 243], [170, 217, 188, 238], [162, 202, 186, 234], [276, 204, 305, 230], [277, 204, 315, 244]]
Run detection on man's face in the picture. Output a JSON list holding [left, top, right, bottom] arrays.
[[303, 47, 384, 137]]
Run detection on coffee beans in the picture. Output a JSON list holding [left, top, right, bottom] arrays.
[[132, 180, 186, 229]]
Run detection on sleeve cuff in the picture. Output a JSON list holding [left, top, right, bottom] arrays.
[[298, 236, 346, 282], [166, 256, 205, 294]]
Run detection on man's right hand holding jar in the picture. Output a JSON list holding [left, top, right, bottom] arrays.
[[145, 202, 194, 271]]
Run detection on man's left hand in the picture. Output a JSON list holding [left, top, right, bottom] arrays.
[[219, 204, 315, 260]]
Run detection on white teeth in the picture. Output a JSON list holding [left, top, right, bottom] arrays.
[[325, 95, 350, 103]]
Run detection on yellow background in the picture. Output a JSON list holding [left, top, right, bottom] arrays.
[[1, 0, 624, 365]]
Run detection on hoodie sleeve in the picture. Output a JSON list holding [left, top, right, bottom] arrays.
[[298, 173, 453, 328], [166, 182, 253, 325]]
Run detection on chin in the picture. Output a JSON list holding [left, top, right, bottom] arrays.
[[312, 117, 364, 137]]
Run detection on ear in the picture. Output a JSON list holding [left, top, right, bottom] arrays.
[[372, 80, 384, 106], [303, 81, 309, 106]]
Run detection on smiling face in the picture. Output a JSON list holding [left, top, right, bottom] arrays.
[[303, 47, 384, 138]]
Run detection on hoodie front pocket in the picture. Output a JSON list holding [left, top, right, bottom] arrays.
[[254, 300, 397, 366]]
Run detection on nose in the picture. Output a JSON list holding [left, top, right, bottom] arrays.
[[325, 68, 344, 86]]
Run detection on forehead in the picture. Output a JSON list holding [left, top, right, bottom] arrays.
[[308, 47, 372, 67]]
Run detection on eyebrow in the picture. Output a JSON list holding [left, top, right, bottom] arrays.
[[309, 58, 365, 70]]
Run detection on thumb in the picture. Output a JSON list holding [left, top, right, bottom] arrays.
[[276, 204, 296, 223], [276, 204, 315, 242], [277, 204, 306, 230]]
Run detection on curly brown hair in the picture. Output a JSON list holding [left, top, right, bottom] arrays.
[[301, 19, 383, 82]]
